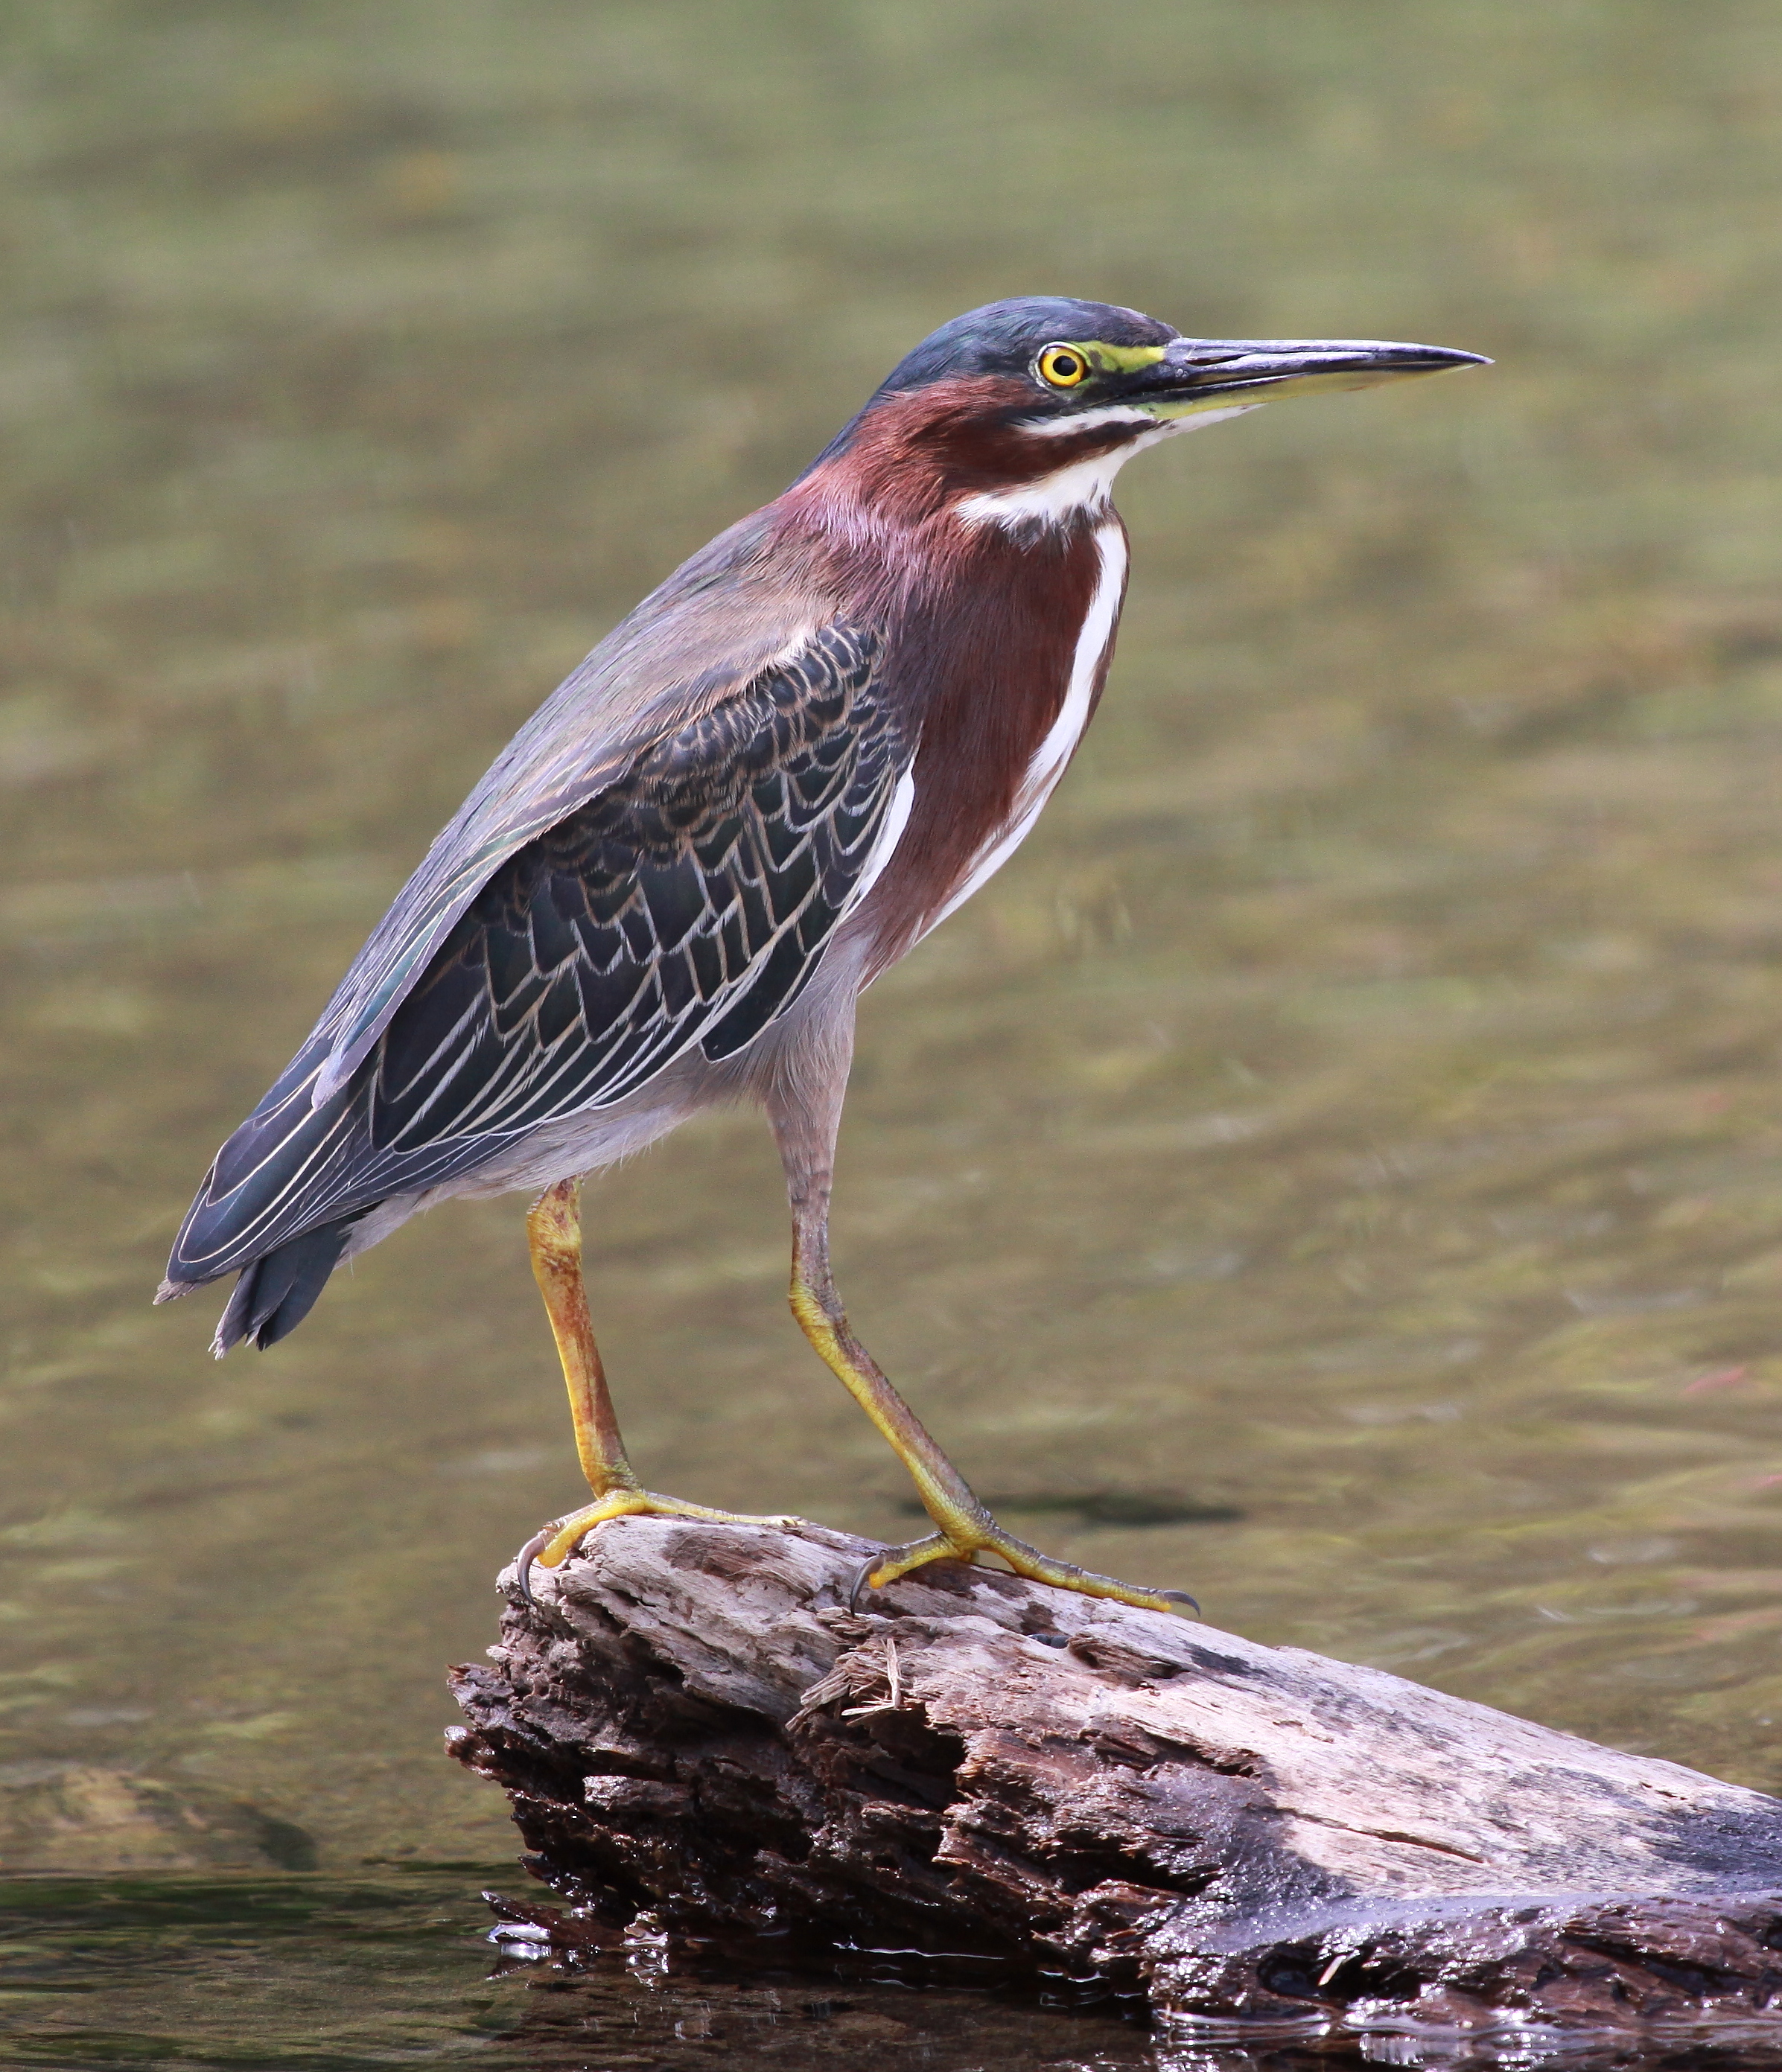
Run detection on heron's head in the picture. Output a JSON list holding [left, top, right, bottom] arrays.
[[804, 296, 1486, 530]]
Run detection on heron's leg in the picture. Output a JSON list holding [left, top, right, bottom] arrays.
[[517, 1177, 793, 1600], [770, 1090, 1197, 1620], [526, 1177, 640, 1499]]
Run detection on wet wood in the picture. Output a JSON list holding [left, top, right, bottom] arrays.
[[448, 1517, 1782, 2041]]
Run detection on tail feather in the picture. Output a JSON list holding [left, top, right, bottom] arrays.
[[211, 1219, 357, 1357]]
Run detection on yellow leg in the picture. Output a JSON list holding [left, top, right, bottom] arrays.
[[517, 1178, 793, 1601], [787, 1215, 1197, 1619], [526, 1176, 639, 1501]]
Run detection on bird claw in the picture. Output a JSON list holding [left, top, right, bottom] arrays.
[[845, 1554, 885, 1613], [513, 1527, 556, 1609], [511, 1494, 807, 1610], [848, 1525, 1198, 1618]]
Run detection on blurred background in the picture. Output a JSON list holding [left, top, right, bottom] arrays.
[[4, 0, 1782, 2061]]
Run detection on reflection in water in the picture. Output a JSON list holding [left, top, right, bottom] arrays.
[[0, 1872, 1151, 2069], [8, 1873, 1782, 2070], [4, 0, 1782, 2061]]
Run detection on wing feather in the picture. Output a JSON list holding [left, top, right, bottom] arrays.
[[307, 509, 815, 1104], [165, 618, 911, 1288], [370, 621, 901, 1142]]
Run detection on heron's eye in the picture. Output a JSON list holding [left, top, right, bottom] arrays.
[[1036, 345, 1089, 389]]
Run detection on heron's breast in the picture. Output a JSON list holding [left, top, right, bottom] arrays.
[[850, 514, 1127, 973]]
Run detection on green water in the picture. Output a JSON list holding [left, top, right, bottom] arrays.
[[0, 1871, 1168, 2068], [4, 0, 1782, 2060]]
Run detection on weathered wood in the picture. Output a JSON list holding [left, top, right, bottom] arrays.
[[448, 1517, 1782, 2042]]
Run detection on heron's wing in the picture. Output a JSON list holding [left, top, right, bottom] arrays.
[[311, 511, 816, 1103], [365, 619, 909, 1150]]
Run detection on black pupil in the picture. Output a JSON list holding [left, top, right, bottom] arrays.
[[1052, 354, 1078, 379]]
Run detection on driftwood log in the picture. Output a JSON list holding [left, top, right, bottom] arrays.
[[448, 1517, 1782, 2044]]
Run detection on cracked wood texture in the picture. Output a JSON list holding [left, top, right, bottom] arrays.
[[448, 1518, 1782, 2042]]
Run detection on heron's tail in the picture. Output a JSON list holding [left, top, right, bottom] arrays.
[[206, 1217, 358, 1356]]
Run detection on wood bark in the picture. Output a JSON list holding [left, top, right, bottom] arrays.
[[448, 1516, 1782, 2044]]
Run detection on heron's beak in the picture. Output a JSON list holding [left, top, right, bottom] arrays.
[[1131, 337, 1489, 420]]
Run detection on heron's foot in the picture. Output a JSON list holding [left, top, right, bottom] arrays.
[[850, 1514, 1198, 1619], [514, 1488, 800, 1607]]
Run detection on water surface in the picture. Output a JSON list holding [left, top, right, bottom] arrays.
[[4, 1, 1782, 2061]]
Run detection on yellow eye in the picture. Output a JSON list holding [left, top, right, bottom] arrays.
[[1037, 344, 1089, 389]]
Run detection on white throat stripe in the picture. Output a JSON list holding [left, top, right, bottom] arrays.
[[1016, 404, 1156, 438], [923, 522, 1127, 936], [953, 404, 1261, 530]]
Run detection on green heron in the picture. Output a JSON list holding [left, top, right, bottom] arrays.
[[159, 298, 1483, 1615]]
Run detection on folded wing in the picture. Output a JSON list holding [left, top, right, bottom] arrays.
[[372, 622, 906, 1144], [165, 620, 911, 1292]]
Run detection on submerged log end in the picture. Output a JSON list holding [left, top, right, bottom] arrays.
[[448, 1516, 1782, 2041]]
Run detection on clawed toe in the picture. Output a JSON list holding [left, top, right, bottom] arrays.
[[514, 1526, 557, 1608], [510, 1490, 1194, 1625], [512, 1492, 810, 1607], [849, 1521, 1197, 1618]]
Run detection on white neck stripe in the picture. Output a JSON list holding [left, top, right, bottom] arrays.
[[1015, 404, 1156, 438], [952, 405, 1260, 531], [921, 521, 1127, 934]]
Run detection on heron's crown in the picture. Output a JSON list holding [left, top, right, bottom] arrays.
[[871, 297, 1177, 398]]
